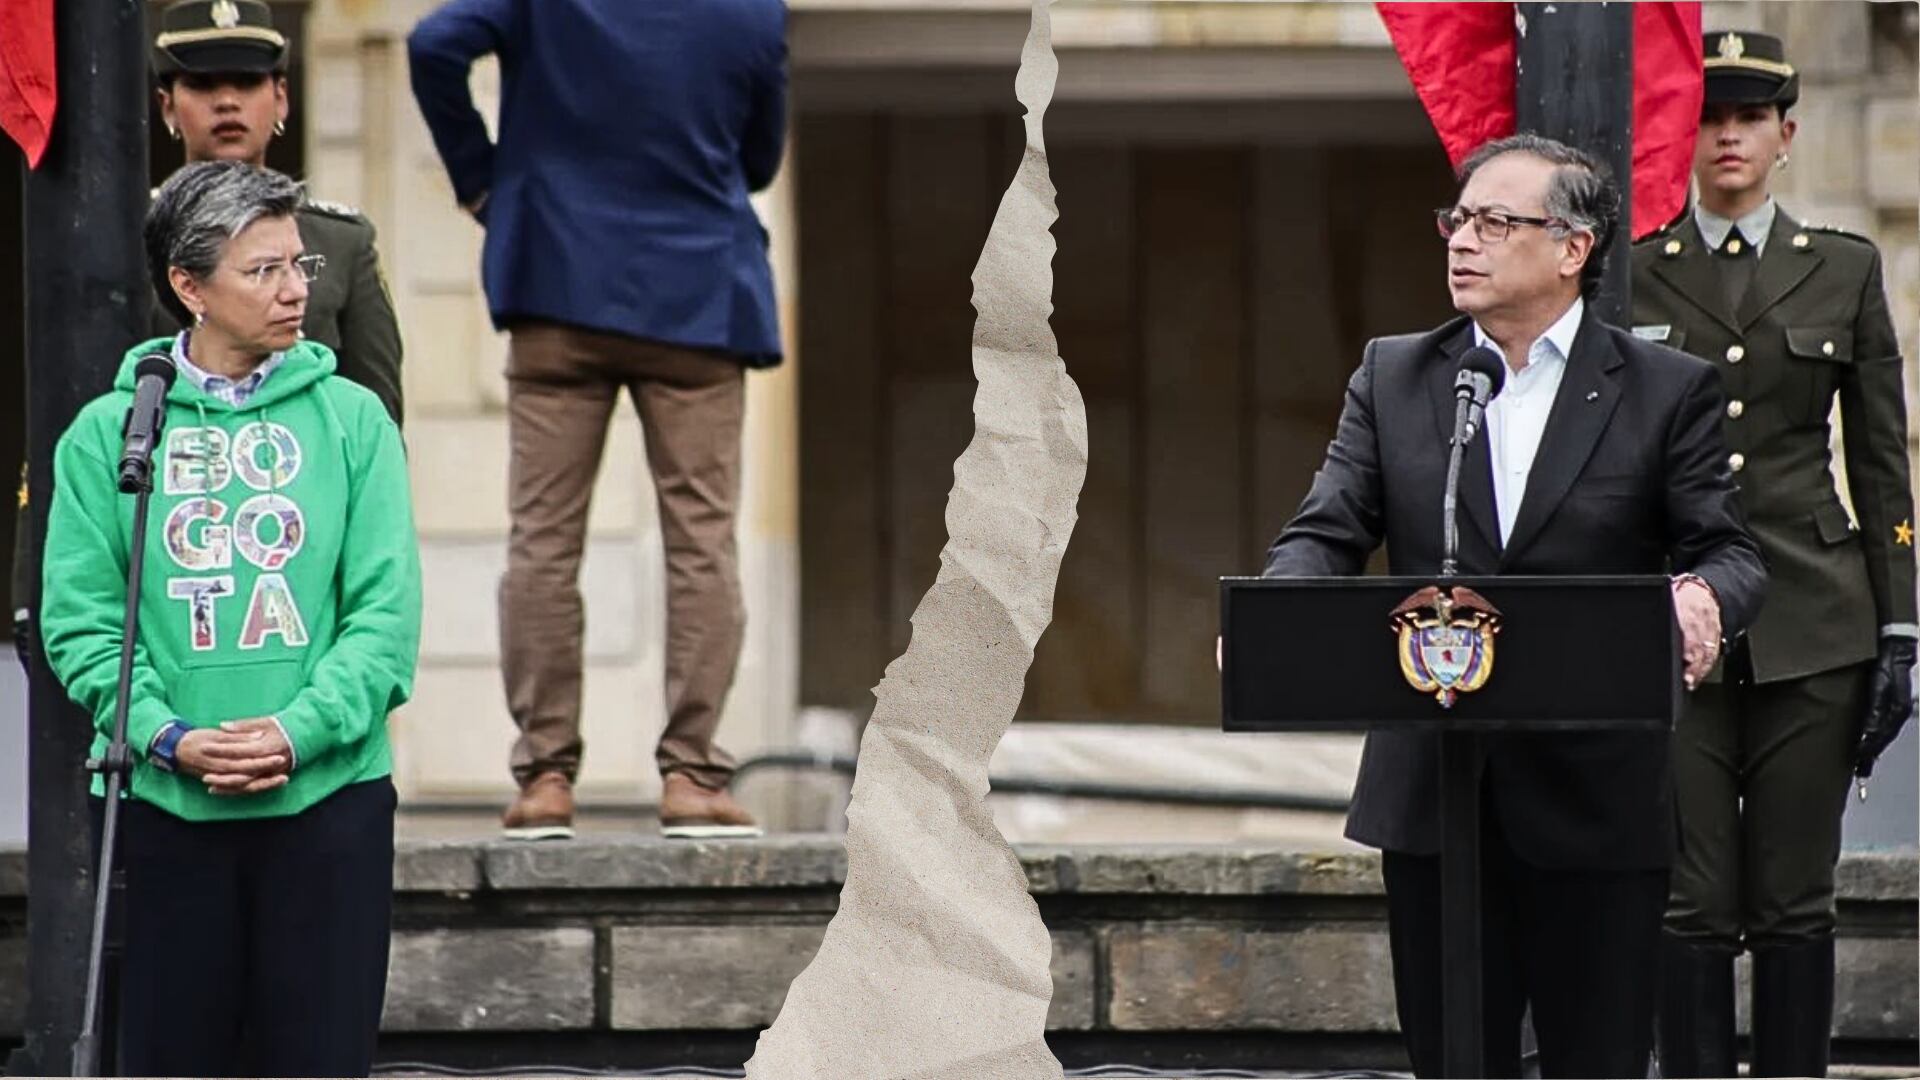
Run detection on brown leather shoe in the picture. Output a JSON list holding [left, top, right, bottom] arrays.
[[502, 772, 576, 841], [659, 773, 762, 839]]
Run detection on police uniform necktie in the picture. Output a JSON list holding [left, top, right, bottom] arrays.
[[1719, 227, 1758, 316]]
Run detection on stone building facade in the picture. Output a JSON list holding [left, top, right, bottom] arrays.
[[262, 0, 1918, 822]]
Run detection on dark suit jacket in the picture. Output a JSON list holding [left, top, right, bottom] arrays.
[[407, 0, 788, 366], [1263, 311, 1767, 871]]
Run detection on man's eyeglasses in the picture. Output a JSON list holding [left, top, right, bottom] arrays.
[[1435, 206, 1567, 244], [234, 253, 325, 289]]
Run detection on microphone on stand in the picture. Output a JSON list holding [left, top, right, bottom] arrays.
[[1441, 346, 1507, 578], [1455, 345, 1505, 446], [118, 354, 177, 494], [77, 352, 176, 1077]]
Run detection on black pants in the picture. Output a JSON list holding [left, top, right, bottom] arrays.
[[1669, 649, 1866, 946], [1381, 808, 1668, 1079], [112, 778, 397, 1078]]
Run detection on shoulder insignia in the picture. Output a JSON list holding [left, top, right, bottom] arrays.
[[301, 195, 369, 223], [1802, 221, 1875, 246]]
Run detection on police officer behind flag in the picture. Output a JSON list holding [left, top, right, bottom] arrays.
[[12, 0, 405, 673], [1632, 30, 1918, 1079]]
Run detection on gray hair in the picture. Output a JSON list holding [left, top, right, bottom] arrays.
[[1457, 133, 1620, 300], [145, 161, 303, 326]]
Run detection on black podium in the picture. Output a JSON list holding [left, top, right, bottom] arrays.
[[1220, 574, 1681, 1078]]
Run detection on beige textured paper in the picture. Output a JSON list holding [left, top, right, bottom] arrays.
[[742, 2, 1077, 1077]]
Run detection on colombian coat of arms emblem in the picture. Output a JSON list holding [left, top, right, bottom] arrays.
[[1390, 586, 1503, 708]]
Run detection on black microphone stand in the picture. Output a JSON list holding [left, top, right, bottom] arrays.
[[1440, 390, 1475, 577], [72, 407, 167, 1077], [1437, 375, 1484, 1078]]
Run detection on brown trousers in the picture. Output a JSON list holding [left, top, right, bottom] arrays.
[[502, 321, 746, 790]]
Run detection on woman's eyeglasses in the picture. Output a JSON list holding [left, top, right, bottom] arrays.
[[234, 253, 326, 289]]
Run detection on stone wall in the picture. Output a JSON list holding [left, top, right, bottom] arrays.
[[2, 840, 1913, 1072]]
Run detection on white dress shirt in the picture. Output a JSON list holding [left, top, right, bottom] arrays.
[[1474, 296, 1584, 545], [1694, 197, 1778, 256]]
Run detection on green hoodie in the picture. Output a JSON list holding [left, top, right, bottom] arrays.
[[41, 337, 421, 822]]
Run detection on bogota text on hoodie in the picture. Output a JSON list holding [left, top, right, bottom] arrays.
[[41, 336, 422, 822]]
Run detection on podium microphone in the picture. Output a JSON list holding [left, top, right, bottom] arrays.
[[118, 354, 177, 493], [1441, 346, 1507, 577], [1454, 345, 1506, 446]]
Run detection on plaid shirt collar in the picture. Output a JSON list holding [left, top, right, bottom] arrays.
[[172, 332, 286, 408]]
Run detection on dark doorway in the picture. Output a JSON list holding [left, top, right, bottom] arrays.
[[795, 100, 1456, 726]]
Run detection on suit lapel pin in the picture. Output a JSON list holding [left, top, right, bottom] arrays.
[[1585, 390, 1599, 402]]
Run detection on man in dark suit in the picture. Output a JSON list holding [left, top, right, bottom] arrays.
[[408, 0, 787, 840], [1262, 133, 1767, 1078]]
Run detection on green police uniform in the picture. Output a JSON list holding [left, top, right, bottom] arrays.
[[1633, 30, 1919, 1080], [11, 0, 403, 667]]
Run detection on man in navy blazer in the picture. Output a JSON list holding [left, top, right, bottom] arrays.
[[409, 0, 787, 841]]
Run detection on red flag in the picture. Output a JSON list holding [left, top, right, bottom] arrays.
[[0, 0, 56, 168], [1378, 2, 1703, 240], [1377, 3, 1516, 170], [1631, 2, 1704, 237]]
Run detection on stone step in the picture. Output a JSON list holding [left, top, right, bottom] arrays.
[[2, 838, 1913, 1073]]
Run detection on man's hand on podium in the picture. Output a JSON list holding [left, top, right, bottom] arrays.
[[1671, 574, 1722, 690]]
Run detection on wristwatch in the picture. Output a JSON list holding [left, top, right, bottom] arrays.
[[1671, 572, 1720, 606], [148, 720, 190, 774]]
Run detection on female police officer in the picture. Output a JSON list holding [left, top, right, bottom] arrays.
[[1633, 30, 1917, 1078]]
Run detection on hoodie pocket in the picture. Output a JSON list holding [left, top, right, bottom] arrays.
[[171, 657, 305, 726]]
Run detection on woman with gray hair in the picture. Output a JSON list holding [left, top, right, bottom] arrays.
[[39, 159, 422, 1077]]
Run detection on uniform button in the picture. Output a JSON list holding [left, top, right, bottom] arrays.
[[1727, 400, 1745, 419], [1822, 340, 1836, 357], [1728, 452, 1746, 473], [1726, 344, 1746, 363]]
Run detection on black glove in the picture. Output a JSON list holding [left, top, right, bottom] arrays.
[[11, 608, 31, 677], [1856, 636, 1918, 779]]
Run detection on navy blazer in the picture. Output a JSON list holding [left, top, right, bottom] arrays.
[[407, 0, 788, 366]]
